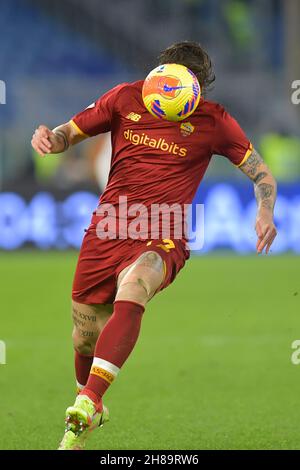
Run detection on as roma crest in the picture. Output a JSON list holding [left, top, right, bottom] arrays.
[[180, 122, 195, 137]]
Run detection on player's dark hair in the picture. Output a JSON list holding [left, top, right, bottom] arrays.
[[158, 41, 215, 93]]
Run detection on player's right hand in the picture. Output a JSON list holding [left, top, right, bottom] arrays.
[[31, 125, 56, 157]]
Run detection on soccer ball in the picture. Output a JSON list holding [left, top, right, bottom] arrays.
[[142, 63, 201, 122]]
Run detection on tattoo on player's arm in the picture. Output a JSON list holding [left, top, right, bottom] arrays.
[[253, 171, 267, 184], [239, 148, 277, 212], [254, 183, 274, 211], [239, 148, 263, 178]]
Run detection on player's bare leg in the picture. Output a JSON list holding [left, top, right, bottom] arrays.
[[72, 301, 113, 392], [58, 302, 112, 450], [116, 250, 164, 305], [59, 251, 164, 450], [80, 250, 164, 400]]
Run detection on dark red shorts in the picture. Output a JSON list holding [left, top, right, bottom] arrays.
[[72, 229, 190, 305]]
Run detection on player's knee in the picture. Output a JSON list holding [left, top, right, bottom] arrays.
[[117, 283, 147, 306], [127, 274, 152, 297], [117, 251, 164, 304], [72, 327, 97, 356]]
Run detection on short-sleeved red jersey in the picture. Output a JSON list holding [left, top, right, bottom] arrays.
[[70, 80, 252, 238]]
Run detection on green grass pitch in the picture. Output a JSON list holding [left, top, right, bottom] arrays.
[[0, 251, 299, 450]]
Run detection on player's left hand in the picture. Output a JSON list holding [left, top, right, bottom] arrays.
[[255, 209, 277, 254]]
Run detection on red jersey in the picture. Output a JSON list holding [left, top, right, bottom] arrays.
[[70, 80, 252, 239]]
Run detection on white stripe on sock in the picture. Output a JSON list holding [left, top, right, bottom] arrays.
[[93, 357, 120, 377], [76, 380, 85, 390]]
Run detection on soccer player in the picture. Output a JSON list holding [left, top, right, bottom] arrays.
[[31, 41, 277, 450]]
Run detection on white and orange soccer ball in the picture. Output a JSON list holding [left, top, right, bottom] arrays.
[[142, 63, 201, 122]]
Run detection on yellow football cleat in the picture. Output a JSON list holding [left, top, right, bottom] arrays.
[[58, 395, 109, 450]]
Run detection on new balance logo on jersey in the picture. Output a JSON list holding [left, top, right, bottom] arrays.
[[126, 112, 141, 122]]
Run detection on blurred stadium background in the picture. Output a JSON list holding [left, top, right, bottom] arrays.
[[0, 0, 300, 450], [1, 0, 300, 252]]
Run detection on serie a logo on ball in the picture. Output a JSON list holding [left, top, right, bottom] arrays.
[[142, 63, 201, 122]]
